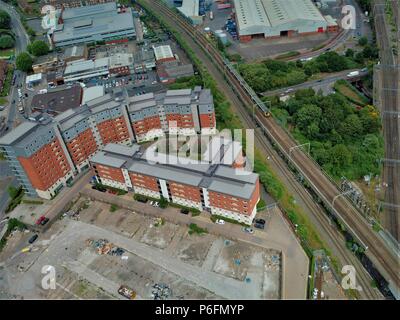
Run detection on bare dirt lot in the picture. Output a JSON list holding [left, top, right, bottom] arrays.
[[0, 197, 282, 300]]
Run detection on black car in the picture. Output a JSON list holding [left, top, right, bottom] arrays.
[[254, 223, 265, 230], [92, 185, 106, 192], [180, 208, 189, 215], [136, 197, 148, 203], [28, 234, 38, 244], [40, 218, 50, 226], [254, 219, 266, 230]]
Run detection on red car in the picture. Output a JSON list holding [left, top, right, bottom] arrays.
[[35, 216, 46, 225]]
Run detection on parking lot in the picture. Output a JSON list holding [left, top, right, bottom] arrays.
[[0, 197, 282, 300], [203, 2, 338, 62]]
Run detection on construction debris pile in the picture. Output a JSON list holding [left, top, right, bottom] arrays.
[[86, 238, 125, 256], [265, 254, 280, 271], [151, 283, 172, 300]]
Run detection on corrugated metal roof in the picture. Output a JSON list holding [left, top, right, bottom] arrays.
[[177, 0, 200, 18], [234, 0, 327, 34]]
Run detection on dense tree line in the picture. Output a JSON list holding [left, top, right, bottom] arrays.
[[0, 10, 11, 29], [269, 89, 383, 180], [238, 52, 360, 93]]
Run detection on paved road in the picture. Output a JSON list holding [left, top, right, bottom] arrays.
[[261, 69, 368, 97], [0, 0, 30, 136]]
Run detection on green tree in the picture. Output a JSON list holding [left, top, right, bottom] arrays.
[[345, 48, 355, 58], [354, 52, 365, 64], [16, 52, 33, 72], [329, 144, 352, 170], [7, 186, 20, 199], [0, 35, 14, 49], [358, 36, 368, 46], [338, 114, 363, 140], [294, 104, 322, 131], [0, 10, 11, 29], [362, 44, 379, 59], [27, 40, 49, 56]]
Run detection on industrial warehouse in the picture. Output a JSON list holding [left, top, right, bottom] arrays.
[[232, 0, 339, 42], [49, 2, 136, 48]]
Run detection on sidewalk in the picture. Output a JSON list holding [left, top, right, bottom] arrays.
[[81, 186, 309, 299]]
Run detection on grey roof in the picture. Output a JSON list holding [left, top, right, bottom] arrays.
[[129, 161, 204, 187], [63, 45, 86, 58], [234, 0, 327, 35], [199, 88, 213, 105], [214, 165, 258, 184], [166, 89, 191, 96], [52, 3, 135, 44], [93, 142, 259, 199], [91, 151, 126, 168], [164, 96, 191, 105], [103, 143, 139, 157], [0, 121, 38, 145], [208, 178, 255, 199], [31, 85, 82, 113]]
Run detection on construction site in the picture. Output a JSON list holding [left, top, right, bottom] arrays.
[[0, 197, 283, 300]]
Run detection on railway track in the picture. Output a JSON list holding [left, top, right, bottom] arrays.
[[373, 0, 400, 241], [138, 0, 400, 296]]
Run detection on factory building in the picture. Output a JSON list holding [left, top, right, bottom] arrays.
[[0, 88, 216, 199], [233, 0, 338, 42], [91, 140, 260, 225], [49, 2, 136, 48], [177, 0, 203, 25]]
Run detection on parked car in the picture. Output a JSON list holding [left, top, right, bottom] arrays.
[[35, 216, 46, 225], [254, 218, 266, 225], [136, 197, 148, 203], [180, 208, 189, 215], [254, 222, 265, 230], [28, 234, 38, 244], [242, 227, 254, 234], [92, 185, 106, 192], [40, 217, 50, 226], [215, 219, 225, 225]]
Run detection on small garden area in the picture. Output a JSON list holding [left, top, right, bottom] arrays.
[[5, 186, 24, 213], [0, 218, 26, 252]]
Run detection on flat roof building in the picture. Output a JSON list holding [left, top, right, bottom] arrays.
[[0, 87, 216, 199], [153, 45, 175, 63], [31, 85, 83, 115], [233, 0, 338, 42], [91, 141, 260, 224], [50, 2, 136, 48], [177, 0, 203, 25]]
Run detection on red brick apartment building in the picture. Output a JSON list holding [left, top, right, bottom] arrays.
[[0, 88, 216, 200], [128, 87, 216, 142], [90, 141, 260, 225], [90, 138, 260, 224]]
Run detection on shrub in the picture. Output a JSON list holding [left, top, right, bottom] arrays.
[[188, 223, 207, 235], [109, 204, 119, 212], [16, 52, 33, 72]]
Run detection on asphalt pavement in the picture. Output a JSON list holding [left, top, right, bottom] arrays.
[[0, 1, 30, 136]]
